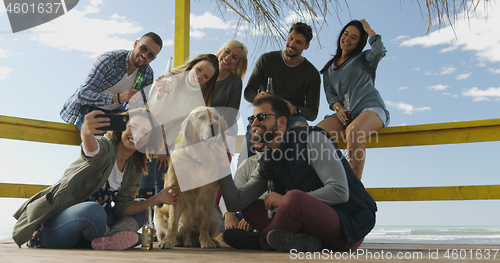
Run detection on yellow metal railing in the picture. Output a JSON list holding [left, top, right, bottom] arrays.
[[1, 115, 499, 201]]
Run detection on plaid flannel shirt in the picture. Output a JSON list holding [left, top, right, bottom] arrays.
[[60, 50, 154, 124]]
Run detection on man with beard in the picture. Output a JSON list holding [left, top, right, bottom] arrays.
[[219, 95, 377, 253], [60, 32, 162, 131], [240, 22, 320, 163]]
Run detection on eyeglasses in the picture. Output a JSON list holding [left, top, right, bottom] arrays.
[[138, 40, 157, 59], [248, 113, 280, 124]]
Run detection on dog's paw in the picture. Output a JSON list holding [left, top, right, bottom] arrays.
[[158, 238, 176, 249], [200, 238, 220, 249]]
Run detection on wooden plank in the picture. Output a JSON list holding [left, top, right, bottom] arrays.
[[2, 116, 499, 149], [3, 182, 500, 201], [0, 183, 49, 199], [367, 185, 500, 201], [174, 0, 190, 67], [335, 118, 500, 149], [0, 115, 81, 146]]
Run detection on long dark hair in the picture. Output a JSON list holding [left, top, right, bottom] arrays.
[[170, 54, 219, 106], [108, 108, 163, 174], [320, 20, 368, 74]]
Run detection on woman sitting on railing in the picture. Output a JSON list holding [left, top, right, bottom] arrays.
[[316, 19, 390, 179], [12, 109, 179, 250]]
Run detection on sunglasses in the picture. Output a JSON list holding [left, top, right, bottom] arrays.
[[138, 40, 157, 59], [248, 113, 280, 125]]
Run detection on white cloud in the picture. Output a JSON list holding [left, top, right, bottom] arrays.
[[163, 39, 174, 46], [30, 1, 142, 58], [400, 4, 500, 63], [190, 30, 206, 40], [190, 12, 235, 30], [441, 92, 458, 97], [393, 35, 410, 42], [488, 68, 500, 74], [399, 86, 409, 91], [0, 47, 8, 58], [413, 67, 420, 71], [427, 84, 449, 91], [439, 46, 458, 53], [284, 10, 321, 24], [110, 13, 127, 20], [455, 73, 472, 80], [385, 101, 431, 115], [462, 87, 500, 101], [440, 65, 456, 75], [423, 65, 456, 76], [424, 71, 435, 76], [0, 67, 13, 80]]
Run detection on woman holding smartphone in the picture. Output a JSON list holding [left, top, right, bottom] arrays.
[[12, 108, 179, 250]]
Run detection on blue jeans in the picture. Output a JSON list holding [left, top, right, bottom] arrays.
[[39, 202, 144, 248], [139, 157, 168, 196], [237, 115, 308, 167]]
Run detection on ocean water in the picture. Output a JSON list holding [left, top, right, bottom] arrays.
[[365, 226, 500, 244], [2, 224, 499, 244]]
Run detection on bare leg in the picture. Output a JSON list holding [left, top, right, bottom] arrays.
[[345, 110, 383, 179], [316, 117, 346, 144]]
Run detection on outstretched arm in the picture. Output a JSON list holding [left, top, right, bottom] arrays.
[[123, 185, 180, 216]]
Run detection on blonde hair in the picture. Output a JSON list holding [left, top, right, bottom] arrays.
[[215, 40, 248, 80]]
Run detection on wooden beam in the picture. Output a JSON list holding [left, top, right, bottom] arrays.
[[0, 183, 50, 199], [0, 115, 80, 146], [3, 182, 500, 201], [174, 0, 190, 67], [335, 118, 500, 149], [1, 116, 500, 150], [367, 185, 500, 201]]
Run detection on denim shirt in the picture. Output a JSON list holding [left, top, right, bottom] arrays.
[[323, 35, 390, 125]]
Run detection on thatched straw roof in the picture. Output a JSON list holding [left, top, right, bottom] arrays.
[[210, 0, 492, 48]]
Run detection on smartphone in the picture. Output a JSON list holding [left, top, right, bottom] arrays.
[[95, 114, 128, 131]]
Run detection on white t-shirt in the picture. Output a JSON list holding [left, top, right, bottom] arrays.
[[82, 139, 124, 191], [99, 69, 138, 111]]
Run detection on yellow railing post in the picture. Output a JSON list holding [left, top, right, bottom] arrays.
[[174, 0, 190, 67]]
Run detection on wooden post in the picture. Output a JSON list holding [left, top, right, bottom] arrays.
[[175, 0, 190, 67]]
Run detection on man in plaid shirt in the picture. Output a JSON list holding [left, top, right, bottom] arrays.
[[60, 32, 162, 131]]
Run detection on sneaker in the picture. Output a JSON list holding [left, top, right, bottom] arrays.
[[267, 229, 322, 253], [222, 229, 262, 250], [91, 231, 139, 250]]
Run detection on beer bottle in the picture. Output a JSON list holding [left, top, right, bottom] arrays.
[[266, 77, 274, 94], [131, 73, 144, 91], [141, 206, 155, 250]]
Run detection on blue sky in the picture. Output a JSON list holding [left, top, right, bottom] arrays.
[[0, 0, 499, 234]]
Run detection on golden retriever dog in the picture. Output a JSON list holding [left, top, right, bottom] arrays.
[[155, 106, 230, 249]]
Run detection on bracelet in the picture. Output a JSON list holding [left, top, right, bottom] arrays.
[[334, 104, 340, 111], [116, 93, 121, 103]]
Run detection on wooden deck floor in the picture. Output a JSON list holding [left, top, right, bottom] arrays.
[[2, 239, 499, 262]]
